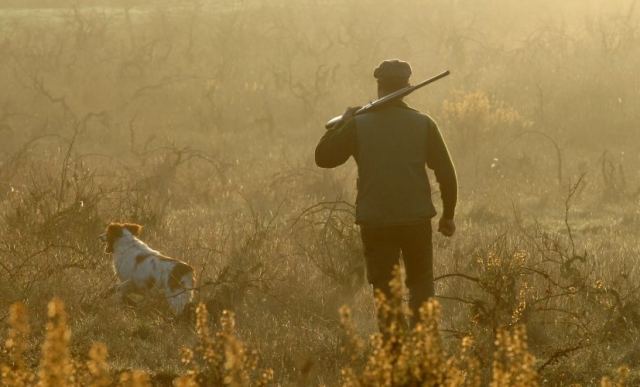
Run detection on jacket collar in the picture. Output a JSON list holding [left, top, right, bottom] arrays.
[[373, 99, 413, 111]]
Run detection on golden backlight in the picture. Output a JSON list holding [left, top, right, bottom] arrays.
[[0, 1, 638, 385]]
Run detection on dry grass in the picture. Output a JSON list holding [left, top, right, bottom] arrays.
[[1, 0, 640, 385], [1, 298, 273, 386], [0, 283, 538, 386], [0, 274, 626, 386]]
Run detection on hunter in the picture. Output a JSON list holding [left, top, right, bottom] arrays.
[[314, 59, 458, 321]]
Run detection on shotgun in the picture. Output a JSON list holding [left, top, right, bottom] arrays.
[[325, 70, 450, 130]]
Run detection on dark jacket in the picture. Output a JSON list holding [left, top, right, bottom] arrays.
[[315, 101, 457, 226]]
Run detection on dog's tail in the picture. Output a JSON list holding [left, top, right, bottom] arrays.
[[167, 267, 195, 316]]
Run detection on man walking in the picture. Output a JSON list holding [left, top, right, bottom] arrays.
[[314, 59, 458, 319]]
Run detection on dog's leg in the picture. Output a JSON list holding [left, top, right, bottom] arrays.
[[165, 285, 194, 316], [166, 288, 187, 315], [116, 280, 136, 304], [165, 272, 194, 315]]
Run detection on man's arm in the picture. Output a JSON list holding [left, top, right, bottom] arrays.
[[426, 121, 458, 220], [315, 108, 358, 168]]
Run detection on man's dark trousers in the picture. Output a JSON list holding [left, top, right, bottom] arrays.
[[360, 221, 434, 318]]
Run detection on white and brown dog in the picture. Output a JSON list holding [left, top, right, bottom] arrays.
[[99, 222, 194, 315]]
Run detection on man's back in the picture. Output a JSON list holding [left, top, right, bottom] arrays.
[[315, 101, 456, 227], [354, 104, 436, 226]]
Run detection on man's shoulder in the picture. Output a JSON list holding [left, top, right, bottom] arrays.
[[400, 104, 432, 118], [406, 108, 440, 130], [358, 104, 430, 118], [398, 106, 438, 129], [354, 103, 438, 130]]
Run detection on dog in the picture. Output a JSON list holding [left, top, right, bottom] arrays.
[[99, 222, 194, 315]]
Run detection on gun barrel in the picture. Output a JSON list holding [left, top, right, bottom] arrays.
[[324, 70, 450, 129]]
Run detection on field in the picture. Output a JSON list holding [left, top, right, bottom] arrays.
[[1, 0, 640, 385]]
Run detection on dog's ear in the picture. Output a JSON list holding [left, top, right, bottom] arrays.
[[124, 223, 143, 236], [106, 223, 123, 238], [105, 223, 123, 253]]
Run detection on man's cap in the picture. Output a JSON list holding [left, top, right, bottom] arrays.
[[373, 59, 412, 80]]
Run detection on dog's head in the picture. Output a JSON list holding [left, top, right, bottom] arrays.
[[99, 222, 143, 253]]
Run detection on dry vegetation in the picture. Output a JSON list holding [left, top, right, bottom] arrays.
[[1, 0, 640, 385]]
